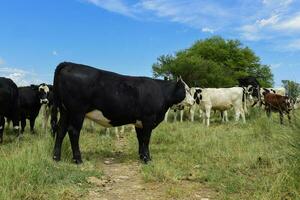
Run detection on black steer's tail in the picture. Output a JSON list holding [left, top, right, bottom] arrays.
[[50, 62, 69, 137]]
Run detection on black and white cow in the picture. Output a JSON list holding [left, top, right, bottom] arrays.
[[18, 84, 50, 133], [40, 85, 54, 134], [238, 76, 261, 106], [0, 77, 20, 143], [164, 87, 202, 123], [194, 87, 247, 126], [51, 62, 194, 164], [260, 87, 286, 96]]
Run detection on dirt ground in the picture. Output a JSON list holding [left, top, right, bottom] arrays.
[[85, 136, 215, 200]]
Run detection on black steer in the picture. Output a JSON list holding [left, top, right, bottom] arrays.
[[51, 62, 194, 164], [0, 77, 20, 143], [18, 84, 50, 133]]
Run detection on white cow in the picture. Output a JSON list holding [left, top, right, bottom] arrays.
[[164, 105, 186, 122], [164, 87, 229, 123], [195, 87, 246, 126]]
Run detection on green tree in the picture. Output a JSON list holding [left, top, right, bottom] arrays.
[[282, 80, 300, 99], [152, 36, 273, 87]]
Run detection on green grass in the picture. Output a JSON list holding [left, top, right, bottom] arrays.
[[0, 120, 116, 200], [0, 110, 299, 199], [128, 109, 300, 199]]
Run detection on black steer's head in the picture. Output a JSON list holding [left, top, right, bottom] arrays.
[[173, 77, 195, 107], [31, 83, 50, 104]]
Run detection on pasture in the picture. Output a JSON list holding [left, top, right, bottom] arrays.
[[0, 109, 299, 200]]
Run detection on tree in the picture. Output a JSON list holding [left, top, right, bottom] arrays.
[[152, 36, 274, 87], [282, 80, 300, 99]]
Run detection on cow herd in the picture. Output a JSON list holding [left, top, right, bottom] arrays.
[[0, 62, 297, 164], [165, 77, 295, 127], [0, 78, 52, 143]]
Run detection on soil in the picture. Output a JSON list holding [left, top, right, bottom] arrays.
[[85, 135, 214, 200]]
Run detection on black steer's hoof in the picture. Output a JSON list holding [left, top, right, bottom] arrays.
[[73, 158, 83, 165], [141, 156, 151, 164], [139, 154, 144, 160], [53, 155, 61, 162]]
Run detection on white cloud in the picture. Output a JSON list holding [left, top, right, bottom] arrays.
[[239, 14, 280, 41], [256, 14, 279, 27], [52, 50, 58, 56], [137, 0, 228, 31], [84, 0, 229, 32], [238, 0, 297, 41], [85, 0, 135, 17], [82, 0, 300, 49], [262, 0, 293, 8], [202, 27, 214, 34], [271, 63, 282, 69], [0, 67, 46, 86], [273, 12, 300, 31]]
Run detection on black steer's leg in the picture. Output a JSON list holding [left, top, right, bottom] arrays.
[[135, 127, 144, 160], [0, 116, 5, 143], [135, 127, 152, 164], [30, 117, 36, 133], [142, 128, 152, 163], [53, 112, 68, 162], [68, 114, 84, 164]]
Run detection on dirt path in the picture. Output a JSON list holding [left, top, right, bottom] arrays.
[[85, 136, 214, 200]]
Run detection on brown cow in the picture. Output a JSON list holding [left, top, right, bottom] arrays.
[[263, 91, 292, 124]]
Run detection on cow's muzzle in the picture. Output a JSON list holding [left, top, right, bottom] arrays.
[[40, 99, 49, 104]]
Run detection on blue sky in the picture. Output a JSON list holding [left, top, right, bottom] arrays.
[[0, 0, 299, 86]]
